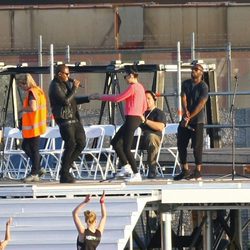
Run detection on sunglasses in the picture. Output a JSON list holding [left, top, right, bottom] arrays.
[[192, 67, 203, 72], [61, 71, 70, 76]]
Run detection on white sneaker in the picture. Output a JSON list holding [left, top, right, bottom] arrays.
[[117, 164, 133, 177], [126, 173, 142, 182]]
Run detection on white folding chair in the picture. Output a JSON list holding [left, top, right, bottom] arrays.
[[90, 124, 117, 179], [0, 127, 15, 177], [3, 127, 30, 180], [77, 126, 105, 180], [40, 126, 64, 180], [156, 123, 181, 177]]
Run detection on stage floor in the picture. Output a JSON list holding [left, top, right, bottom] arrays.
[[1, 174, 250, 208]]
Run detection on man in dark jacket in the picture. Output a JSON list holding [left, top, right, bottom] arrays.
[[49, 64, 91, 183]]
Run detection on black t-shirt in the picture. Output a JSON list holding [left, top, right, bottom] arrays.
[[181, 79, 208, 124], [76, 229, 101, 250], [141, 108, 166, 137]]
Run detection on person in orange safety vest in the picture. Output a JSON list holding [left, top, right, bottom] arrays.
[[16, 73, 47, 182]]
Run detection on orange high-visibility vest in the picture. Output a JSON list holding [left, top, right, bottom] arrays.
[[22, 86, 47, 138]]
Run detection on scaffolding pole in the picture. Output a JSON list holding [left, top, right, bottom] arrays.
[[38, 35, 43, 89], [191, 32, 195, 61], [177, 41, 182, 121]]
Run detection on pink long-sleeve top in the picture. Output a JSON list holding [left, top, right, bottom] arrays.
[[100, 82, 147, 116]]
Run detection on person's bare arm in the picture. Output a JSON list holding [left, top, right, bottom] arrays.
[[143, 119, 165, 132], [0, 218, 12, 250], [189, 98, 207, 120], [97, 191, 107, 234], [72, 195, 90, 235]]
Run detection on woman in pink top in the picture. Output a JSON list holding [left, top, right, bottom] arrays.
[[95, 66, 147, 182]]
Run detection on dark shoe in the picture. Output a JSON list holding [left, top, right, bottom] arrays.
[[60, 174, 75, 183], [173, 169, 190, 181], [187, 169, 202, 181], [147, 167, 157, 179], [59, 163, 75, 176]]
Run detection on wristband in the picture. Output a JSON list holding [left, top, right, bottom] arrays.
[[100, 199, 105, 204]]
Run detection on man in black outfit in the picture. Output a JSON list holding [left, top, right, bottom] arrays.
[[49, 64, 92, 183], [140, 90, 166, 179], [174, 63, 208, 181]]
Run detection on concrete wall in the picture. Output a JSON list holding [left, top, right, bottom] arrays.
[[0, 8, 114, 50], [0, 5, 250, 50]]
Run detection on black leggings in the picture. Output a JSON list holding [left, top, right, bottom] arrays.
[[22, 136, 41, 175], [177, 123, 204, 165], [111, 116, 141, 174]]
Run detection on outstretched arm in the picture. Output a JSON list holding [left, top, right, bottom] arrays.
[[97, 191, 107, 234], [72, 195, 91, 235], [0, 217, 12, 250]]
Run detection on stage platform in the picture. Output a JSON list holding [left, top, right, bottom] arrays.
[[1, 174, 250, 204], [1, 147, 250, 249], [1, 175, 250, 249]]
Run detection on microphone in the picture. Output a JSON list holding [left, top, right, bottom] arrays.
[[180, 118, 195, 131], [68, 77, 85, 88], [186, 125, 195, 131]]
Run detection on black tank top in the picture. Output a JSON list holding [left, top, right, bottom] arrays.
[[76, 229, 101, 250]]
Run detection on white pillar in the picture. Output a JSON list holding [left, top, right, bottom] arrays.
[[129, 233, 133, 250], [161, 212, 172, 250]]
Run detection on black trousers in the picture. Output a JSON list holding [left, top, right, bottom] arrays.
[[177, 123, 204, 165], [59, 122, 86, 176], [22, 136, 41, 175], [111, 116, 141, 174]]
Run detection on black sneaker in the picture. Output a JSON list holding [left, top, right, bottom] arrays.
[[147, 167, 157, 179], [60, 174, 76, 183], [187, 169, 202, 181], [173, 169, 191, 181]]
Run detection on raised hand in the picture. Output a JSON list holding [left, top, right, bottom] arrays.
[[6, 217, 12, 226], [84, 195, 91, 203], [100, 190, 105, 204]]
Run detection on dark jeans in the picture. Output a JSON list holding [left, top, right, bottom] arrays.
[[177, 123, 204, 165], [111, 116, 142, 174], [59, 122, 86, 176], [22, 136, 41, 175]]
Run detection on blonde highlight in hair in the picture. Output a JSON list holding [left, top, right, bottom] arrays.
[[16, 73, 37, 88], [84, 210, 96, 225]]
